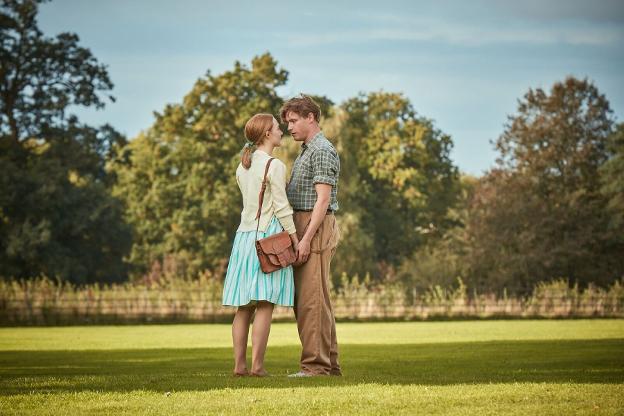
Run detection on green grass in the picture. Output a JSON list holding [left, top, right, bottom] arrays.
[[1, 320, 623, 415]]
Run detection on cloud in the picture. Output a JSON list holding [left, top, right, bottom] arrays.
[[284, 18, 623, 47]]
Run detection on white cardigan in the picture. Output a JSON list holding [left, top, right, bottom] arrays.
[[235, 149, 296, 235]]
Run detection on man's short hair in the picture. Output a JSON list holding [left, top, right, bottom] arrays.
[[280, 94, 321, 123]]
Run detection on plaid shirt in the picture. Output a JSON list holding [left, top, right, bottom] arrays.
[[287, 132, 340, 211]]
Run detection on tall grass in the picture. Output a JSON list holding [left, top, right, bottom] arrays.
[[334, 274, 624, 320], [0, 274, 622, 325]]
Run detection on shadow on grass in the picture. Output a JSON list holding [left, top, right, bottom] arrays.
[[1, 339, 622, 395]]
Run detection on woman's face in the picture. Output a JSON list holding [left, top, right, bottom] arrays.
[[266, 117, 284, 146]]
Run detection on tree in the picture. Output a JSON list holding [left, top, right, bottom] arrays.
[[0, 0, 113, 144], [600, 123, 624, 230], [332, 92, 460, 281], [0, 0, 130, 283], [464, 77, 623, 293], [397, 174, 476, 293], [110, 53, 289, 277]]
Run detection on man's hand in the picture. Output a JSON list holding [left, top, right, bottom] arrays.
[[295, 237, 311, 265]]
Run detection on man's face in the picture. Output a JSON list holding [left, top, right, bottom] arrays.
[[285, 111, 310, 141]]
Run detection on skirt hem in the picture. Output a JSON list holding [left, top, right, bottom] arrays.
[[222, 299, 294, 308]]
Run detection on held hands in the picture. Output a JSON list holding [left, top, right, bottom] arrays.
[[295, 237, 311, 266], [290, 233, 310, 266], [289, 233, 302, 266]]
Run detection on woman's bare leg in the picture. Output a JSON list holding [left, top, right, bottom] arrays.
[[251, 301, 274, 375], [232, 304, 255, 375]]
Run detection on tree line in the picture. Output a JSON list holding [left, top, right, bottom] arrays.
[[1, 0, 622, 294]]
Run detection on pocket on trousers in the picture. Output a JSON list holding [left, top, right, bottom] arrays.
[[327, 218, 340, 251], [331, 219, 340, 250], [313, 217, 338, 253]]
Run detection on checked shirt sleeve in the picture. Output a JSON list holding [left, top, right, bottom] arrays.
[[312, 148, 339, 187]]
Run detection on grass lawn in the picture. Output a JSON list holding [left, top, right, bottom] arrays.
[[0, 320, 623, 415]]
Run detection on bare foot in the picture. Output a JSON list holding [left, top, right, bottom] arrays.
[[233, 368, 249, 377]]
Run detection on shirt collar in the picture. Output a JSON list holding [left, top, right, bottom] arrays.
[[302, 131, 324, 151]]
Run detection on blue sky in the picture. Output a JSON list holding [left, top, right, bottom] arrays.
[[38, 0, 624, 175]]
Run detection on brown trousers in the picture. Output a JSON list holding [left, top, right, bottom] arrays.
[[293, 211, 341, 375]]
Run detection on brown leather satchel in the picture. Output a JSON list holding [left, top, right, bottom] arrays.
[[254, 158, 296, 273]]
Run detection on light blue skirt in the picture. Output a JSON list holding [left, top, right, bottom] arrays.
[[222, 215, 294, 307]]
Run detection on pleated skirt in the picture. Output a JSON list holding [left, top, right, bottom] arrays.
[[222, 215, 294, 307]]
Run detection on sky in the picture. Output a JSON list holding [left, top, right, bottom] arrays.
[[38, 0, 624, 175]]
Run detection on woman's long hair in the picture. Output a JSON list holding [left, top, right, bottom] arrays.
[[241, 114, 273, 169]]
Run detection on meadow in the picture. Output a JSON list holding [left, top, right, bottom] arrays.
[[0, 320, 623, 415]]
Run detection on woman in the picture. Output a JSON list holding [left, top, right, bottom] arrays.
[[222, 113, 299, 377]]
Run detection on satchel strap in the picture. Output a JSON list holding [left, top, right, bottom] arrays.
[[255, 157, 275, 241]]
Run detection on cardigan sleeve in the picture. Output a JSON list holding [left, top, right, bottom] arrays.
[[269, 160, 296, 234], [235, 164, 243, 192]]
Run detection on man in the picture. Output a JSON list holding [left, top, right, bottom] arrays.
[[281, 95, 342, 377]]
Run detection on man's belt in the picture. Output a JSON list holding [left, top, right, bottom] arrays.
[[293, 209, 334, 215]]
